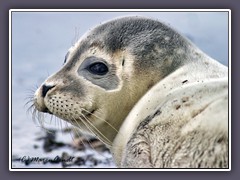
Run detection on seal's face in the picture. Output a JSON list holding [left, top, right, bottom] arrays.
[[34, 42, 137, 145], [34, 16, 187, 145]]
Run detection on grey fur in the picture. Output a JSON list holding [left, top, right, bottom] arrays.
[[67, 17, 193, 75]]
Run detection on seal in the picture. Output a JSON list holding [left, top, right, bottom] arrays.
[[33, 16, 228, 168]]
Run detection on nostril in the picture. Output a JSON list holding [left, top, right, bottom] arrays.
[[41, 84, 55, 98]]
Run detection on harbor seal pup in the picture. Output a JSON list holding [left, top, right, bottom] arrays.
[[33, 16, 228, 168]]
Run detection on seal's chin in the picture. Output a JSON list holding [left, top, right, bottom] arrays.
[[33, 97, 52, 114]]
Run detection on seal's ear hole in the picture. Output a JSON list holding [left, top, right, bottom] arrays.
[[63, 51, 70, 65], [87, 62, 109, 75], [122, 59, 125, 66]]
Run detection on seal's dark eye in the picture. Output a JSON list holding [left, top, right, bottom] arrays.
[[88, 62, 108, 75]]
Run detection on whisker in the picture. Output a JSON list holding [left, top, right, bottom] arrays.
[[59, 116, 63, 132], [67, 118, 91, 149], [70, 115, 110, 158], [26, 104, 34, 115], [64, 121, 77, 140], [24, 87, 38, 97], [70, 115, 96, 140], [36, 125, 55, 134], [49, 114, 54, 125], [70, 115, 102, 150], [81, 114, 112, 147], [82, 108, 119, 135]]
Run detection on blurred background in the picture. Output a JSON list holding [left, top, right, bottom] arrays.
[[11, 11, 229, 168]]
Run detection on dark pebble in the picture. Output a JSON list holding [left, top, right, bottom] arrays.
[[74, 157, 86, 166]]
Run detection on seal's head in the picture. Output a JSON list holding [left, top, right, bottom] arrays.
[[34, 16, 193, 146]]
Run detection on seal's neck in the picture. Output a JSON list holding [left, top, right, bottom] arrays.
[[111, 56, 227, 166]]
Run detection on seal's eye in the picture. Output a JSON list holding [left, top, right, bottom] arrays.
[[88, 62, 108, 75]]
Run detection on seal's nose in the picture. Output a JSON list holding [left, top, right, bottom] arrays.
[[41, 84, 55, 98]]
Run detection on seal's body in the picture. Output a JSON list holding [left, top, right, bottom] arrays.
[[113, 67, 228, 168], [34, 16, 228, 168]]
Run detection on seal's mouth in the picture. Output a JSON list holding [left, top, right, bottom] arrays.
[[34, 91, 96, 120], [33, 82, 99, 127], [42, 107, 53, 114], [84, 109, 96, 117]]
